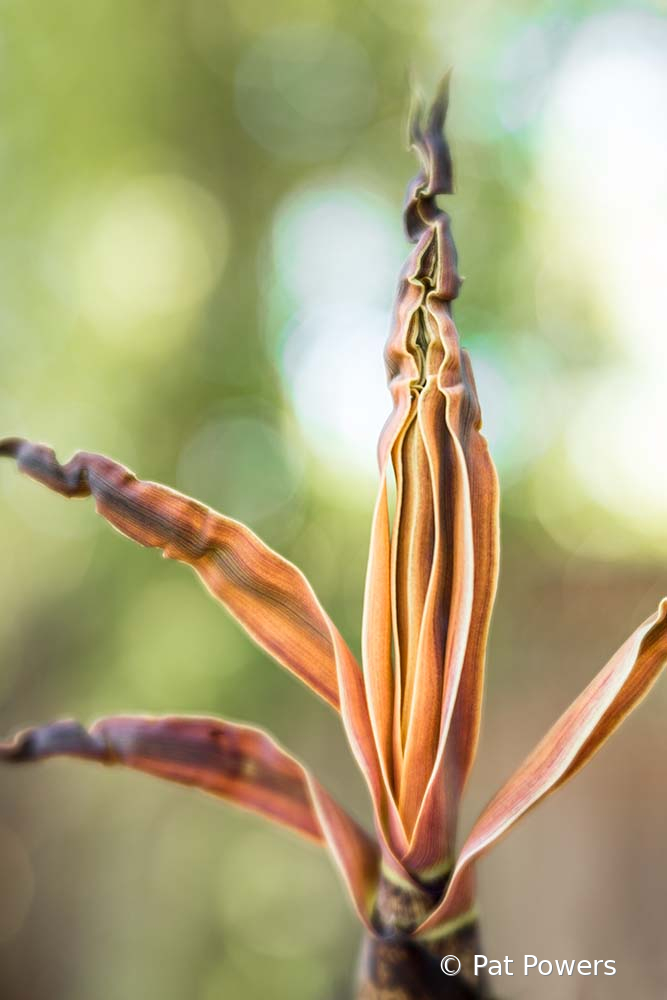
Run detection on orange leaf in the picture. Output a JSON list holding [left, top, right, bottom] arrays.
[[0, 437, 411, 871], [418, 599, 667, 935], [370, 77, 500, 875], [0, 438, 346, 708]]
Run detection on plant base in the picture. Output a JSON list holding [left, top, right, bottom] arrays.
[[356, 873, 492, 999]]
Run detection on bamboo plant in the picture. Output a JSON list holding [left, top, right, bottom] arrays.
[[1, 78, 666, 1000]]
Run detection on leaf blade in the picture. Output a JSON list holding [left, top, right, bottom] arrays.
[[0, 438, 412, 878], [0, 713, 380, 926], [0, 438, 345, 708], [417, 599, 667, 934]]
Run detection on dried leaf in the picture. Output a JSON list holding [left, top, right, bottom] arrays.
[[418, 599, 667, 934], [0, 438, 346, 707], [0, 437, 412, 871], [369, 77, 500, 874], [404, 337, 499, 873], [0, 714, 380, 926]]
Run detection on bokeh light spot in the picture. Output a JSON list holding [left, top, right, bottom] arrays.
[[566, 373, 667, 531], [281, 304, 389, 477], [270, 183, 404, 476], [272, 185, 403, 309], [538, 11, 667, 546], [70, 175, 228, 348]]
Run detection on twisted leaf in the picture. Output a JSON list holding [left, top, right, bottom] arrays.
[[0, 438, 347, 705], [0, 437, 412, 872], [363, 77, 500, 875]]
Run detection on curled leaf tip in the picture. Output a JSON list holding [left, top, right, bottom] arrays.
[[0, 733, 32, 762], [2, 713, 381, 929], [0, 438, 90, 496], [407, 81, 426, 150], [425, 69, 452, 134], [0, 437, 356, 710], [404, 75, 455, 243], [0, 437, 23, 458], [409, 73, 453, 188], [0, 720, 106, 763]]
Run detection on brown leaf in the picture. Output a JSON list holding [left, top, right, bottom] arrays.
[[0, 714, 380, 926], [0, 437, 413, 873], [404, 333, 499, 874], [0, 438, 346, 707], [369, 77, 500, 876]]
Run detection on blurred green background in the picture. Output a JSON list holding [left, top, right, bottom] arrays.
[[1, 1, 666, 997]]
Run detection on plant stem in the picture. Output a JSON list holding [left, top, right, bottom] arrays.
[[355, 873, 492, 999]]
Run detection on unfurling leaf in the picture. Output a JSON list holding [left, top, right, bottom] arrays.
[[362, 76, 500, 876]]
